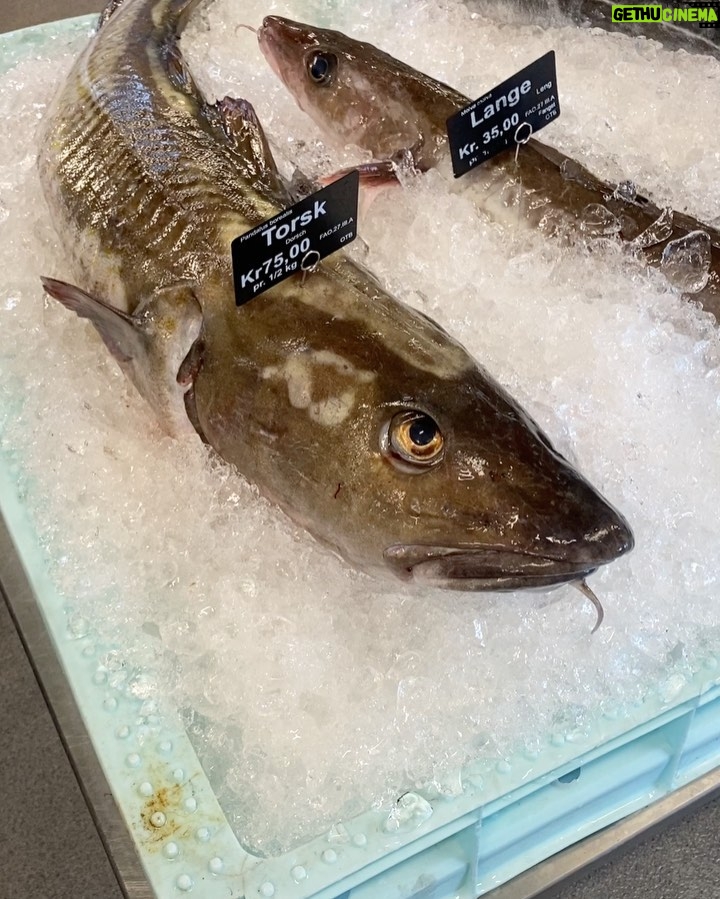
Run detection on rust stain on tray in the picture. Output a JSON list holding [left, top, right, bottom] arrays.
[[135, 770, 192, 847]]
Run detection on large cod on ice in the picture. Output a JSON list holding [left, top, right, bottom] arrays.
[[37, 0, 633, 601]]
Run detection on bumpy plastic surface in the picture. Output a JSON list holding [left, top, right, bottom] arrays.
[[1, 15, 719, 899]]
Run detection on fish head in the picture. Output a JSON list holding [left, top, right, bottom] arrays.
[[258, 16, 457, 166], [366, 365, 634, 590], [198, 283, 633, 593]]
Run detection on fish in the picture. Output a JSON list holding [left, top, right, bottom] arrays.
[[37, 0, 633, 606], [258, 16, 720, 321]]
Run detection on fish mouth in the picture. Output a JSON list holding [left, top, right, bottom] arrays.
[[258, 16, 326, 87], [257, 17, 305, 82], [259, 15, 308, 47], [257, 19, 282, 79], [383, 544, 604, 591]]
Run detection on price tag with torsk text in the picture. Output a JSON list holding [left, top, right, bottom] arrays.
[[232, 171, 359, 306]]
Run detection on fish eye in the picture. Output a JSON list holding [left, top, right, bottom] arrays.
[[381, 410, 444, 472], [306, 50, 337, 85]]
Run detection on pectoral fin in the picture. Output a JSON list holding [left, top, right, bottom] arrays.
[[40, 277, 144, 364], [320, 160, 400, 190], [41, 277, 203, 438]]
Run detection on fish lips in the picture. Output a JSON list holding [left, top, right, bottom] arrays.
[[257, 17, 306, 83], [383, 544, 613, 591], [385, 492, 635, 591], [257, 19, 283, 79]]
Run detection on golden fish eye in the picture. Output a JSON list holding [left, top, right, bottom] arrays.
[[383, 411, 444, 470], [306, 50, 337, 85]]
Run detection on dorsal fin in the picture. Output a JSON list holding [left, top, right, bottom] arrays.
[[212, 97, 284, 191], [162, 0, 211, 97], [173, 0, 207, 33], [215, 98, 267, 152], [164, 39, 200, 96], [157, 4, 287, 201]]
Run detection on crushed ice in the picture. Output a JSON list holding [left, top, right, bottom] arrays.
[[661, 230, 712, 293], [0, 0, 719, 856]]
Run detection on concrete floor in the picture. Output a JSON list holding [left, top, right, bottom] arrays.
[[1, 2, 719, 898], [1, 0, 102, 33], [0, 597, 123, 899]]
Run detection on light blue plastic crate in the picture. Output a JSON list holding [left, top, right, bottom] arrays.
[[1, 15, 719, 899]]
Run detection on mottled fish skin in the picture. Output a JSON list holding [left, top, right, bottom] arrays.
[[38, 0, 633, 592], [258, 16, 720, 321]]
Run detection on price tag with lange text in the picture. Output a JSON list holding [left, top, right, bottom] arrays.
[[232, 171, 359, 306], [446, 51, 560, 178]]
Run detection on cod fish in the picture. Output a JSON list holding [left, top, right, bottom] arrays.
[[258, 17, 720, 321], [38, 0, 633, 611]]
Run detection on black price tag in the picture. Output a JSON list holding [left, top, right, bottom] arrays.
[[447, 51, 560, 178], [232, 171, 359, 306]]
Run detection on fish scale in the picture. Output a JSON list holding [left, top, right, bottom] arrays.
[[37, 0, 634, 607]]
